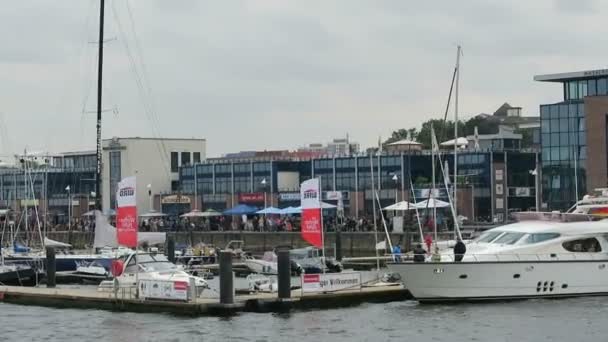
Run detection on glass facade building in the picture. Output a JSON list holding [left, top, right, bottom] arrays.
[[179, 150, 537, 221], [535, 70, 608, 210]]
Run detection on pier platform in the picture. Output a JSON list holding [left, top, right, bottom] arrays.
[[0, 284, 411, 316]]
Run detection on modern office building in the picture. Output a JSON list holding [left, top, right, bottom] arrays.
[[178, 150, 538, 222], [535, 68, 608, 210]]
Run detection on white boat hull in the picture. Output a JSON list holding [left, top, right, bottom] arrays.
[[245, 259, 278, 275], [388, 260, 608, 302]]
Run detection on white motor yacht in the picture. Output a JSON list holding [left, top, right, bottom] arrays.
[[388, 212, 608, 302]]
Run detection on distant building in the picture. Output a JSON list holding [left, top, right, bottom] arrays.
[[298, 136, 360, 157], [102, 137, 206, 213], [385, 139, 423, 153], [473, 103, 540, 149]]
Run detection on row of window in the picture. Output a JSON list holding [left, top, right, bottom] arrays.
[[542, 146, 587, 162], [564, 78, 608, 101], [540, 103, 584, 120], [541, 117, 585, 135], [541, 131, 586, 148], [170, 152, 201, 173]]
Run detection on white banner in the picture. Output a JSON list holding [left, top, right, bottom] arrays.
[[138, 279, 189, 301], [117, 176, 137, 207], [301, 178, 321, 209], [301, 272, 362, 293], [325, 191, 343, 200]]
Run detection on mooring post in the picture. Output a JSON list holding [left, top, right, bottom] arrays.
[[167, 237, 175, 263], [335, 227, 342, 261], [277, 249, 291, 299], [219, 251, 234, 304], [45, 247, 56, 288]]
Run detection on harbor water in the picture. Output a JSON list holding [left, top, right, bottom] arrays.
[[2, 296, 608, 341]]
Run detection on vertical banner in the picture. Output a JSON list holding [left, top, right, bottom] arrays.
[[116, 176, 138, 247], [300, 178, 322, 247]]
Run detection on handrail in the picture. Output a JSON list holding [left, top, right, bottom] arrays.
[[390, 252, 608, 262]]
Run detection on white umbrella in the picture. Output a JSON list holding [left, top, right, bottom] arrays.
[[139, 210, 167, 218], [181, 209, 222, 218], [415, 198, 451, 209], [256, 207, 283, 215], [382, 201, 417, 211]]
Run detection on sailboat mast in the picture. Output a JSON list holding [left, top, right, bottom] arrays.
[[453, 45, 461, 226], [95, 0, 105, 211]]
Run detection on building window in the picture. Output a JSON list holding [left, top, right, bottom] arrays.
[[171, 152, 178, 172], [109, 151, 121, 209], [181, 152, 191, 166], [193, 152, 201, 164]]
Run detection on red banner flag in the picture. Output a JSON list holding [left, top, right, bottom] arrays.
[[116, 176, 138, 247], [300, 178, 322, 247]]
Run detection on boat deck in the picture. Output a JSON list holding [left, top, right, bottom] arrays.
[[0, 283, 410, 316]]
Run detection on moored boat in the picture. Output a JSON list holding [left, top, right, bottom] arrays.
[[388, 212, 608, 302]]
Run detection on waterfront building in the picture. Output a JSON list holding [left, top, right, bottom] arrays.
[[0, 137, 206, 223], [178, 149, 538, 223], [102, 137, 206, 213], [535, 68, 608, 210]]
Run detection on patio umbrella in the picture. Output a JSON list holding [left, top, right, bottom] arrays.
[[139, 210, 167, 218], [415, 198, 451, 209], [256, 207, 283, 215], [280, 206, 302, 215], [223, 204, 259, 215], [382, 201, 417, 211], [180, 209, 222, 218]]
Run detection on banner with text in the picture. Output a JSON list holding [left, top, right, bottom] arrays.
[[116, 176, 138, 247], [301, 272, 362, 293], [300, 178, 322, 248]]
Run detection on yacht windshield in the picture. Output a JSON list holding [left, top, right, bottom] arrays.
[[523, 233, 561, 244], [476, 231, 504, 243], [135, 254, 176, 272], [493, 232, 525, 245]]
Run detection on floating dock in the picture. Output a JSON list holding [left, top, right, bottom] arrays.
[[0, 284, 411, 316]]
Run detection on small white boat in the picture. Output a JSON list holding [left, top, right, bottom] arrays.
[[244, 252, 279, 275], [98, 252, 209, 298], [388, 212, 608, 303]]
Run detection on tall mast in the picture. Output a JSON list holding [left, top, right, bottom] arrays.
[[95, 0, 105, 211], [453, 45, 461, 228]]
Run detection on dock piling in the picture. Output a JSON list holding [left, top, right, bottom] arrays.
[[45, 247, 56, 288], [219, 251, 234, 304], [277, 249, 291, 299], [167, 237, 175, 263], [335, 227, 342, 261]]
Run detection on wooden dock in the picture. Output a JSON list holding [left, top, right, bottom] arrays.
[[0, 284, 411, 316]]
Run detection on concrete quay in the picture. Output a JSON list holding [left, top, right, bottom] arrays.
[[0, 284, 411, 316]]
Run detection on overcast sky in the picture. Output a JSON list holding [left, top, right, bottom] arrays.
[[0, 0, 606, 157]]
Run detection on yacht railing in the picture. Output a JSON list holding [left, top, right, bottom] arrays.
[[391, 253, 608, 263]]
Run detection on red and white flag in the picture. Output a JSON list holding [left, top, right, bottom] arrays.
[[116, 176, 138, 247], [300, 178, 322, 248]]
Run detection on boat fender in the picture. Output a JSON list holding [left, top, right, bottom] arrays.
[[111, 260, 124, 277]]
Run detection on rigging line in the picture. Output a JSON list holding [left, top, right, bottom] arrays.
[[111, 2, 171, 178], [125, 0, 176, 170]]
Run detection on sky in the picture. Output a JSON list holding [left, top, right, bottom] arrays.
[[0, 0, 606, 158]]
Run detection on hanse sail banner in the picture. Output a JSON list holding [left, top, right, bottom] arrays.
[[116, 176, 138, 247], [300, 178, 322, 247]]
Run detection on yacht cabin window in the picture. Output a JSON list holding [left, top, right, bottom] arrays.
[[562, 238, 602, 252], [493, 232, 526, 245], [523, 233, 561, 244], [476, 231, 504, 243]]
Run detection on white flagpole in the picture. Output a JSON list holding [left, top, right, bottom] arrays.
[[369, 154, 381, 274], [318, 176, 326, 274]]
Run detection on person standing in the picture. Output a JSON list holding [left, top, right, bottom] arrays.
[[454, 238, 466, 262], [413, 244, 426, 262]]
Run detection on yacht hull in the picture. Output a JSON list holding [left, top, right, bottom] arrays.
[[388, 260, 608, 303]]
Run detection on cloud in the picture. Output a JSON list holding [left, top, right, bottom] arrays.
[[1, 0, 608, 157]]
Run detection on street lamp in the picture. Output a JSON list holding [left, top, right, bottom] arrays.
[[65, 185, 71, 232], [392, 174, 399, 204], [146, 184, 152, 212], [529, 168, 539, 211], [261, 178, 267, 208]]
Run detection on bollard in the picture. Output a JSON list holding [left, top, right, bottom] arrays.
[[335, 227, 342, 261], [167, 237, 176, 263], [219, 251, 234, 304], [277, 249, 291, 299], [45, 247, 56, 288]]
